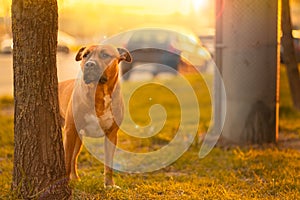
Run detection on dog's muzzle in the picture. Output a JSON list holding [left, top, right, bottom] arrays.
[[83, 61, 107, 84]]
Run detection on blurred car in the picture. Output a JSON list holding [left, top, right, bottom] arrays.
[[57, 30, 77, 53], [103, 27, 212, 80], [0, 38, 13, 54], [198, 28, 215, 57], [0, 31, 76, 54], [280, 29, 300, 63]]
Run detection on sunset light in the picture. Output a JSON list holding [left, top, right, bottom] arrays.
[[1, 0, 300, 199], [60, 0, 209, 15], [191, 0, 208, 12]]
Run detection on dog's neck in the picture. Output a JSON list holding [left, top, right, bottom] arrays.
[[97, 71, 119, 96], [94, 71, 120, 115]]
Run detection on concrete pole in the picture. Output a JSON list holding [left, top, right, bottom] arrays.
[[217, 0, 280, 144]]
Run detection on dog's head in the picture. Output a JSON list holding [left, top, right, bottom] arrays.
[[75, 45, 132, 84]]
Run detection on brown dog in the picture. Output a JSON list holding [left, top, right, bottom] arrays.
[[58, 44, 132, 187]]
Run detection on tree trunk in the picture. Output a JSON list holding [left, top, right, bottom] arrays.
[[281, 0, 300, 111], [11, 0, 72, 199], [218, 0, 279, 144]]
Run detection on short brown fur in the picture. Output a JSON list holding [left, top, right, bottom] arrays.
[[58, 45, 131, 187]]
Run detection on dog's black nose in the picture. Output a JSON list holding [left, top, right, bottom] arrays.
[[84, 61, 97, 69]]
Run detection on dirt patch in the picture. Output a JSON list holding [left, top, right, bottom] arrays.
[[278, 132, 300, 151]]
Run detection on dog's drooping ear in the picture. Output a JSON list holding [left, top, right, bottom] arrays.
[[75, 47, 86, 61], [117, 48, 132, 63]]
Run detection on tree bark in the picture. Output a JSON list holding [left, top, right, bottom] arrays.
[[281, 0, 300, 111], [11, 0, 72, 199]]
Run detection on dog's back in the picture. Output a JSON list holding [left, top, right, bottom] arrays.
[[58, 79, 75, 126]]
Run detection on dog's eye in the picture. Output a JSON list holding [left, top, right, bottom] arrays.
[[101, 52, 111, 59]]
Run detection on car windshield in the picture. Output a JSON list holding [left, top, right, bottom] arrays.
[[127, 30, 174, 50]]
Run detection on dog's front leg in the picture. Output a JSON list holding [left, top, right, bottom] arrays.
[[104, 127, 118, 187]]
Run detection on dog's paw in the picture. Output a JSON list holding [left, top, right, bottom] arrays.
[[104, 184, 121, 190], [70, 174, 81, 181]]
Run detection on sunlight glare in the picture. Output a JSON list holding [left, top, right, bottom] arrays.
[[192, 0, 207, 12]]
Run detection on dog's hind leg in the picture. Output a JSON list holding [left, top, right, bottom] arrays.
[[63, 105, 82, 180], [70, 134, 82, 180], [63, 122, 77, 179]]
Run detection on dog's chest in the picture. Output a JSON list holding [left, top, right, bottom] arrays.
[[98, 95, 114, 130]]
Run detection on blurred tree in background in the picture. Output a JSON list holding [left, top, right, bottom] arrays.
[[282, 0, 300, 111]]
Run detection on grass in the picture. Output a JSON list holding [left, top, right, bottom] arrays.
[[0, 66, 300, 199], [279, 66, 300, 136], [70, 147, 300, 200], [0, 112, 14, 198]]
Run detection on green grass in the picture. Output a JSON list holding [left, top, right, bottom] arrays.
[[69, 147, 300, 200], [0, 67, 300, 199], [279, 66, 300, 136], [0, 112, 14, 198]]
